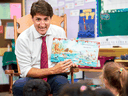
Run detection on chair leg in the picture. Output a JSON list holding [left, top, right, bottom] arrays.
[[71, 68, 74, 84], [9, 74, 13, 94]]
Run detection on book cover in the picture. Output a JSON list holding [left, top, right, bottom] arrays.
[[51, 38, 100, 67]]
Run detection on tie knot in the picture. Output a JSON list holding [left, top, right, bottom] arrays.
[[42, 36, 46, 42]]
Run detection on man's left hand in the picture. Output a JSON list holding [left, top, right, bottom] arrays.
[[71, 63, 78, 68]]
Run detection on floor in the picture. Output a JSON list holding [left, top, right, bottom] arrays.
[[0, 92, 13, 96]]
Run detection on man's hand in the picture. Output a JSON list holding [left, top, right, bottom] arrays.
[[71, 63, 78, 68], [53, 59, 73, 74]]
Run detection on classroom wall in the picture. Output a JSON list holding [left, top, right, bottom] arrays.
[[25, 0, 97, 39]]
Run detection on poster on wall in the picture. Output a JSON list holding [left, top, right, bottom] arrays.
[[70, 9, 79, 16], [75, 0, 84, 7], [0, 26, 3, 34], [54, 8, 59, 16], [85, 0, 96, 3], [78, 9, 95, 38], [58, 1, 64, 6], [59, 7, 65, 16], [0, 3, 10, 19], [4, 22, 14, 39], [10, 3, 21, 19], [65, 3, 74, 9]]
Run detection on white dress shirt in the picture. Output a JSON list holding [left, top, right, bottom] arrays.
[[15, 24, 66, 78]]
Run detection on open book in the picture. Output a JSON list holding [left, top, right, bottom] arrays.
[[51, 38, 100, 67]]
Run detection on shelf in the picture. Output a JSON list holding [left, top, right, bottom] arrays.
[[78, 67, 128, 72], [115, 59, 128, 63], [99, 48, 128, 57]]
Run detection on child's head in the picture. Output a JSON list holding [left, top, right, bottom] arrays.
[[95, 88, 114, 96], [23, 79, 51, 96], [101, 62, 127, 96], [59, 83, 96, 96]]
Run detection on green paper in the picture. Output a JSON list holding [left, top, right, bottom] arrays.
[[0, 3, 10, 19]]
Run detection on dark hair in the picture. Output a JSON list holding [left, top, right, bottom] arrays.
[[59, 83, 96, 96], [23, 79, 51, 96], [95, 88, 114, 96], [30, 0, 53, 18], [102, 62, 127, 96]]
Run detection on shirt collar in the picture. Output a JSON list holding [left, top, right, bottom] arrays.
[[32, 24, 52, 39]]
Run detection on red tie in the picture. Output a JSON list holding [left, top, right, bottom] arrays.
[[40, 36, 48, 81]]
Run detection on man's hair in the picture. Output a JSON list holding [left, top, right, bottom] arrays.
[[23, 79, 51, 96], [30, 0, 53, 18]]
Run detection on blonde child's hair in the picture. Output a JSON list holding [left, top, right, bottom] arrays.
[[101, 62, 127, 96]]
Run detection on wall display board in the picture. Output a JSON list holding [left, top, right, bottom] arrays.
[[99, 0, 128, 36]]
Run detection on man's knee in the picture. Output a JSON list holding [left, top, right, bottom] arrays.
[[12, 77, 33, 96], [55, 75, 69, 85]]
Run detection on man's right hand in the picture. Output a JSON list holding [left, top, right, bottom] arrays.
[[53, 59, 73, 74]]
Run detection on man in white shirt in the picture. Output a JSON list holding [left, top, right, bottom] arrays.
[[12, 0, 77, 96]]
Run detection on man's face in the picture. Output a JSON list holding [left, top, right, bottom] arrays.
[[32, 13, 51, 35]]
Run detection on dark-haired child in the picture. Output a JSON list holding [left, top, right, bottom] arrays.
[[23, 79, 51, 96]]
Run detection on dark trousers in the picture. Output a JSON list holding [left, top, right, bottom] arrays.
[[12, 73, 69, 96]]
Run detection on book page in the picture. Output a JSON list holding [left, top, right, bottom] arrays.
[[51, 38, 100, 67]]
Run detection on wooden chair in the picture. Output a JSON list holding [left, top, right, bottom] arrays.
[[5, 14, 78, 94]]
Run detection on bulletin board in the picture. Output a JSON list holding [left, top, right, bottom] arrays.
[[99, 0, 128, 37], [0, 0, 24, 48]]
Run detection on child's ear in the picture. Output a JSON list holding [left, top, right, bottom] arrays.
[[103, 78, 108, 83], [103, 78, 110, 88], [103, 78, 107, 84]]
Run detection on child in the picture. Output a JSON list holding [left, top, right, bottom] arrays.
[[101, 62, 127, 96], [23, 79, 51, 96], [59, 83, 96, 96], [95, 88, 114, 96]]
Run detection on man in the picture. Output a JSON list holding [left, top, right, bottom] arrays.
[[12, 0, 77, 96]]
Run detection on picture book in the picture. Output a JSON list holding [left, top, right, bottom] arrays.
[[51, 38, 100, 67]]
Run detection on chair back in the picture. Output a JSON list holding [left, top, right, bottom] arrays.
[[13, 14, 67, 74]]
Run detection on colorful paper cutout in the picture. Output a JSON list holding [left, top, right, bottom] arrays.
[[10, 3, 21, 19], [0, 3, 10, 19], [0, 26, 3, 33]]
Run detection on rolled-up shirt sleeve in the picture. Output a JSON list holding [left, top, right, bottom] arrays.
[[15, 37, 32, 78]]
